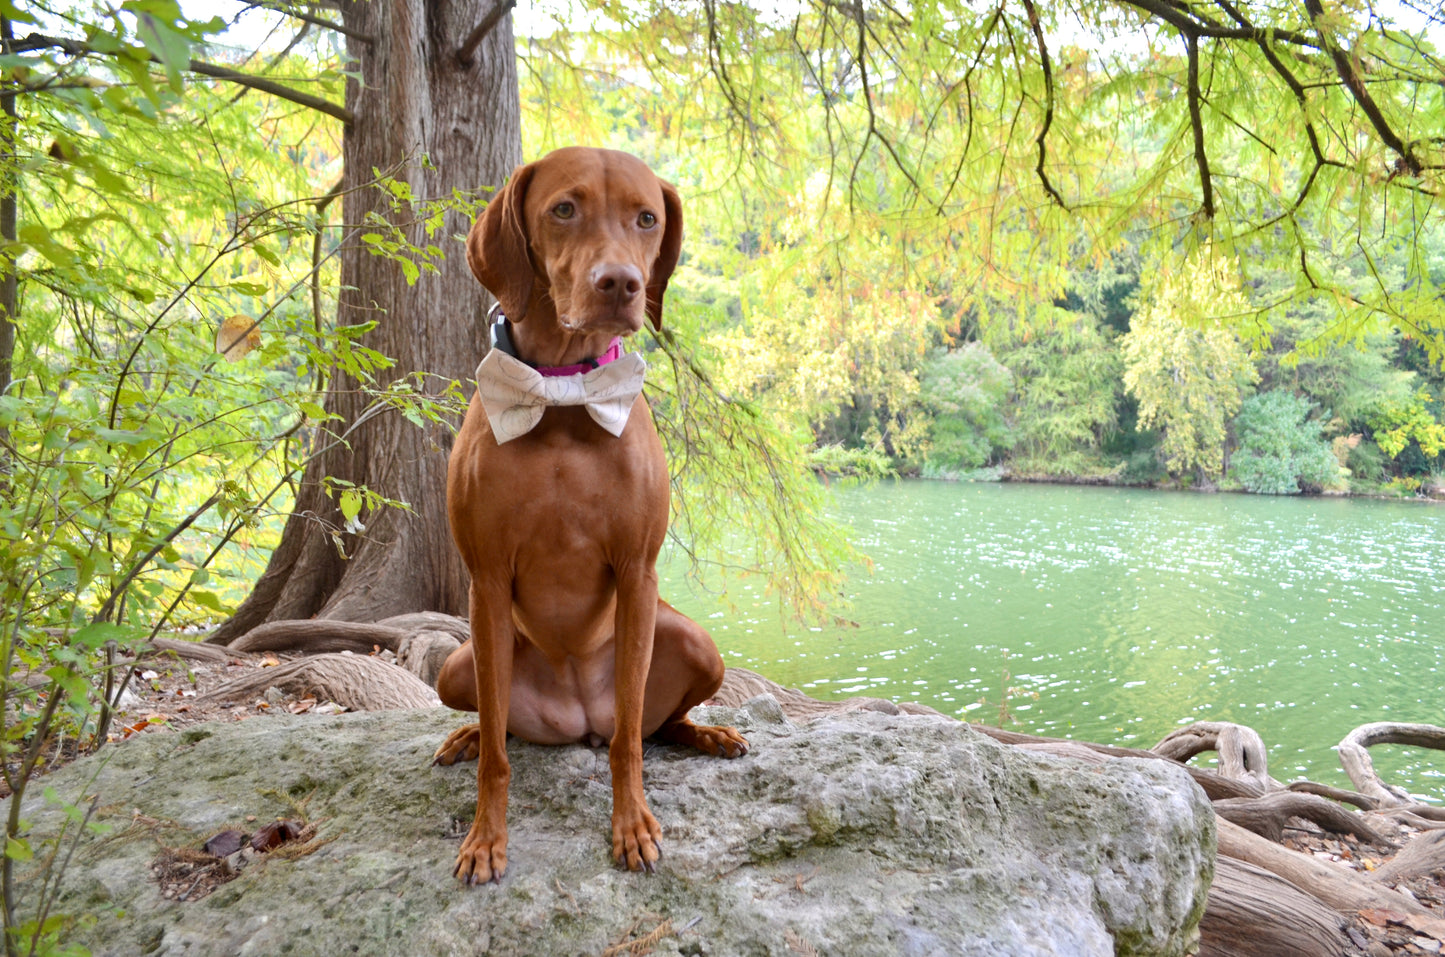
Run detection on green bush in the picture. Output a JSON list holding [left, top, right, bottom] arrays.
[[1347, 440, 1387, 484], [805, 443, 895, 478], [1230, 391, 1339, 494], [917, 343, 1014, 471]]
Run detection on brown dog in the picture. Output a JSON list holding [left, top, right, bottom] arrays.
[[434, 147, 748, 885]]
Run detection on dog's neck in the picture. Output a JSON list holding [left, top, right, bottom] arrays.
[[493, 300, 627, 371], [490, 312, 623, 377]]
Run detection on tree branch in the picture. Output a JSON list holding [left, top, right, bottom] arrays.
[[243, 2, 374, 46], [1021, 0, 1066, 208], [182, 60, 352, 124], [1185, 33, 1215, 219], [1213, 0, 1350, 223], [1116, 0, 1318, 48], [1301, 0, 1420, 175], [12, 33, 354, 125], [457, 0, 517, 68]]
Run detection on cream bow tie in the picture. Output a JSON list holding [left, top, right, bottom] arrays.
[[474, 347, 648, 444]]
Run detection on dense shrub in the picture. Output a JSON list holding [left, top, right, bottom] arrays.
[[917, 343, 1014, 471], [1230, 391, 1339, 494]]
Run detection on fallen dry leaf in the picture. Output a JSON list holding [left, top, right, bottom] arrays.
[[1360, 908, 1411, 927], [203, 830, 245, 858], [1402, 913, 1445, 942], [250, 819, 304, 853]]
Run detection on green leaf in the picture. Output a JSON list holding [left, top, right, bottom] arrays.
[[188, 567, 210, 586], [189, 590, 227, 613], [134, 13, 191, 89], [399, 257, 419, 285], [5, 837, 33, 863], [338, 488, 362, 523], [43, 665, 86, 701], [70, 622, 133, 651], [93, 427, 151, 446]]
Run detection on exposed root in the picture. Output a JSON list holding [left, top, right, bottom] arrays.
[[1214, 791, 1394, 847], [1154, 722, 1278, 792], [197, 653, 439, 711], [1337, 722, 1445, 808], [1368, 829, 1445, 885], [1285, 780, 1379, 811], [1201, 856, 1348, 957], [228, 620, 411, 655]]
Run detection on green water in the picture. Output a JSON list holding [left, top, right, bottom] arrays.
[[661, 481, 1445, 800]]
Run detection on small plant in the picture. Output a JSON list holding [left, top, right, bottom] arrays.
[[972, 649, 1040, 728]]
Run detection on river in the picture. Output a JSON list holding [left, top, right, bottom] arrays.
[[661, 480, 1445, 800]]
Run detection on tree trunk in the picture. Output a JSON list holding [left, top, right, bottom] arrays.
[[212, 0, 521, 642], [0, 17, 17, 426]]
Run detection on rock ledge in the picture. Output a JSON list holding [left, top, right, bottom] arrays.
[[17, 697, 1213, 956]]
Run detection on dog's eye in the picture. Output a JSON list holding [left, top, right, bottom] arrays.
[[552, 202, 575, 220], [637, 211, 657, 228]]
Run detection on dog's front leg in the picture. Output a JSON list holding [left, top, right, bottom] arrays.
[[610, 564, 662, 872], [456, 579, 515, 885]]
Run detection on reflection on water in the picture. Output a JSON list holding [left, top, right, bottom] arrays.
[[661, 481, 1445, 800]]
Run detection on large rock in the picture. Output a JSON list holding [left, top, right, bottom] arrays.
[[15, 698, 1213, 956]]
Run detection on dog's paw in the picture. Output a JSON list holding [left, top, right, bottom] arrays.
[[693, 724, 750, 759], [656, 719, 750, 759], [454, 825, 508, 886], [612, 805, 663, 873], [433, 724, 481, 766]]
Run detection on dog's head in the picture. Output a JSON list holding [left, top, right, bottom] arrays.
[[467, 147, 683, 335]]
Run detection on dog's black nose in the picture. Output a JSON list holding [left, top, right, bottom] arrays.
[[592, 264, 643, 305]]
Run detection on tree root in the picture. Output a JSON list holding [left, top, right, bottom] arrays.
[[1285, 780, 1379, 811], [1213, 792, 1394, 847], [226, 620, 412, 655], [211, 611, 470, 655], [197, 653, 439, 711], [1217, 818, 1429, 917], [1201, 856, 1348, 957], [1338, 722, 1445, 807], [1154, 722, 1278, 792], [1368, 829, 1445, 884]]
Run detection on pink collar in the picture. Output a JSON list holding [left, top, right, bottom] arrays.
[[490, 310, 625, 378], [536, 337, 624, 377]]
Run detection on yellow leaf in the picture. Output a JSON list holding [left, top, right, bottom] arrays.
[[216, 315, 262, 361]]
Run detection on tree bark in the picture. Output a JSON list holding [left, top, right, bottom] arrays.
[[1154, 721, 1277, 792], [1215, 818, 1430, 916], [1212, 791, 1392, 847], [212, 0, 521, 642], [1200, 856, 1348, 957]]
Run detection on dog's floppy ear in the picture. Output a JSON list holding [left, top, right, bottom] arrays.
[[467, 163, 536, 322], [645, 179, 683, 331]]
